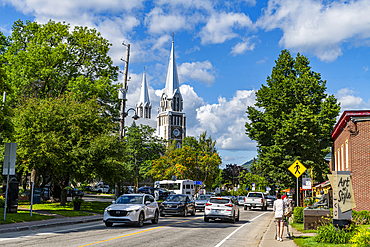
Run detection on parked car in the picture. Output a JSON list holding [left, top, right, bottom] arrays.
[[195, 194, 212, 211], [92, 184, 109, 193], [84, 186, 92, 192], [67, 188, 84, 197], [160, 194, 195, 217], [265, 195, 276, 207], [103, 194, 159, 227], [237, 196, 246, 206], [204, 196, 240, 223], [244, 192, 268, 211]]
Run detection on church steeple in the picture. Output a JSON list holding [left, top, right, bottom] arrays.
[[164, 38, 182, 100], [157, 36, 186, 148], [136, 69, 151, 119]]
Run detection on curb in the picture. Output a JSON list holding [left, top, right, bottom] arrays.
[[0, 216, 103, 234]]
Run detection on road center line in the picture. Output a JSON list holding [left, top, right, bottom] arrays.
[[79, 216, 204, 247], [214, 212, 268, 247]]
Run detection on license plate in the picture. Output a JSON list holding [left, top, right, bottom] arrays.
[[252, 204, 255, 207], [214, 209, 221, 213]]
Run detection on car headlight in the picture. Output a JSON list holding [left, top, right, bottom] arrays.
[[179, 203, 185, 207]]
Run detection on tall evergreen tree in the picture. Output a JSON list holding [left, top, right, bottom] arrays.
[[245, 50, 340, 188]]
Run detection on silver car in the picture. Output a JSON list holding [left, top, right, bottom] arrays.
[[195, 195, 212, 211], [103, 194, 159, 227], [204, 197, 240, 223]]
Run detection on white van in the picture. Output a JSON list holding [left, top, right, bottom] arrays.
[[154, 180, 194, 196]]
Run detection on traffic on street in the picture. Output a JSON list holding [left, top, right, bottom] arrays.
[[0, 205, 272, 247]]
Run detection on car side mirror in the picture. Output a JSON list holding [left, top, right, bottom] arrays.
[[112, 200, 116, 204], [145, 201, 151, 205]]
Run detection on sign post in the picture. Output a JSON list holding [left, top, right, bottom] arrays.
[[3, 143, 17, 221], [288, 160, 306, 207]]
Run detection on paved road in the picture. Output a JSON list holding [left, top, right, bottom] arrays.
[[0, 207, 274, 247]]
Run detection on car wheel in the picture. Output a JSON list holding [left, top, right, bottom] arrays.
[[151, 211, 159, 224], [191, 208, 196, 216], [105, 222, 113, 227], [231, 212, 236, 223], [204, 217, 209, 222], [236, 210, 240, 222], [183, 208, 188, 217], [137, 212, 144, 227]]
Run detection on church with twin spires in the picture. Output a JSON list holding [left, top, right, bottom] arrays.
[[135, 39, 186, 148]]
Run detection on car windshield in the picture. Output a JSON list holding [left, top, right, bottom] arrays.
[[196, 195, 211, 200], [166, 195, 187, 202], [209, 198, 230, 204], [116, 195, 143, 204], [248, 193, 263, 198]]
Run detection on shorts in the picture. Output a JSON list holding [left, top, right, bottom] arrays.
[[275, 217, 284, 222]]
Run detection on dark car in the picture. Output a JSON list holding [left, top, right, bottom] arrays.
[[160, 194, 196, 217], [265, 195, 276, 207], [138, 186, 170, 200], [67, 188, 84, 197]]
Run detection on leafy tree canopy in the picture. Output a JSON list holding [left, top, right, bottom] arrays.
[[148, 132, 221, 192], [4, 20, 120, 115], [11, 93, 118, 205], [245, 50, 340, 188]]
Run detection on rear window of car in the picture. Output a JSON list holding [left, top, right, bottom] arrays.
[[248, 193, 263, 198], [209, 198, 230, 204]]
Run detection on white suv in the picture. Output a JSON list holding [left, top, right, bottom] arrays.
[[103, 194, 159, 227], [204, 197, 240, 223]]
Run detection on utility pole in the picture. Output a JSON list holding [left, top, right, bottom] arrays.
[[116, 43, 130, 200], [119, 43, 130, 140]]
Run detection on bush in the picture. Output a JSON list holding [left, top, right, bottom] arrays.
[[350, 227, 370, 247], [315, 223, 355, 244], [353, 210, 370, 225], [293, 207, 304, 223], [0, 195, 4, 208]]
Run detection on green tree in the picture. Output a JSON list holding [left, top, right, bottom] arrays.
[[123, 122, 167, 190], [148, 133, 221, 193], [4, 20, 120, 115], [0, 31, 11, 143], [245, 50, 340, 188], [12, 93, 118, 205]]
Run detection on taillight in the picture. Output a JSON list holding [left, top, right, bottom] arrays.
[[261, 199, 263, 203], [206, 203, 212, 206], [225, 204, 233, 207]]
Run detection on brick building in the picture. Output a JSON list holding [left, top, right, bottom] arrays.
[[331, 110, 370, 211]]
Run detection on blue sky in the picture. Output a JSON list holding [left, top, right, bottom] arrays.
[[1, 0, 370, 165]]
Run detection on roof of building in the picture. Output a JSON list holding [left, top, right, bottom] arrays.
[[136, 70, 151, 107], [163, 40, 182, 100], [331, 110, 370, 140]]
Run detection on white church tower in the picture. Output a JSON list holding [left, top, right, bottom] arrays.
[[157, 37, 186, 148], [136, 69, 151, 119]]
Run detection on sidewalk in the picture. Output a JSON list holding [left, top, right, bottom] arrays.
[[0, 209, 103, 234], [260, 216, 316, 247]]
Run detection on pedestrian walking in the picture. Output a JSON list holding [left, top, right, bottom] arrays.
[[282, 193, 292, 239], [273, 192, 286, 242]]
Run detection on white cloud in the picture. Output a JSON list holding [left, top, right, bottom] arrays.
[[199, 12, 253, 44], [336, 88, 368, 110], [257, 0, 370, 61], [178, 61, 216, 85], [189, 90, 257, 151], [230, 36, 258, 56], [145, 7, 190, 35]]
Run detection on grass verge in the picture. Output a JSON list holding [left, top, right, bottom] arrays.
[[291, 222, 318, 233], [0, 208, 54, 224], [294, 236, 349, 247], [18, 201, 110, 215]]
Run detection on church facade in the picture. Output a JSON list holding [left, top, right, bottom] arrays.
[[135, 39, 186, 147], [157, 40, 186, 148]]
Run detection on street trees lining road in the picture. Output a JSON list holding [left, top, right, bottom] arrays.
[[148, 132, 222, 192], [12, 94, 118, 205], [245, 50, 340, 188]]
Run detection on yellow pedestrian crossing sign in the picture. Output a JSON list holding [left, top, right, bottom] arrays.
[[288, 160, 306, 178]]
